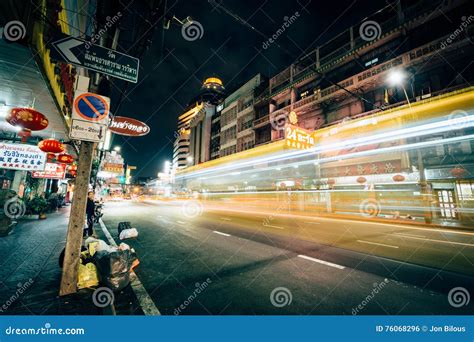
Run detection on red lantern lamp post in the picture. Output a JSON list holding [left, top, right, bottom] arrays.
[[57, 153, 74, 164], [38, 138, 65, 154], [6, 108, 49, 142]]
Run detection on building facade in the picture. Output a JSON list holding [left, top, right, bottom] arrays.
[[220, 74, 266, 157]]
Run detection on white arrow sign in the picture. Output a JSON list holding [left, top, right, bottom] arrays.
[[53, 37, 83, 64]]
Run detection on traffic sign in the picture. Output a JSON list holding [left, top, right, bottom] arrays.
[[72, 91, 110, 125], [51, 35, 139, 83], [69, 119, 107, 143]]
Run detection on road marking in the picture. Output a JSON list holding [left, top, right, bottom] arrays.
[[176, 221, 187, 225], [304, 221, 321, 225], [357, 240, 399, 249], [99, 219, 161, 315], [220, 217, 231, 221], [213, 230, 231, 237], [263, 223, 284, 229], [392, 234, 474, 247], [393, 232, 426, 238], [297, 255, 345, 269]]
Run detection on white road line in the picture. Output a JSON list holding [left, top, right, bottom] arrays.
[[297, 255, 345, 269], [220, 217, 231, 221], [213, 230, 231, 237], [392, 234, 474, 247], [393, 232, 426, 238], [99, 219, 161, 316], [176, 221, 187, 225], [263, 223, 285, 229], [357, 240, 399, 249]]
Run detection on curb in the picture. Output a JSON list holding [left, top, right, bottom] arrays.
[[98, 219, 161, 315]]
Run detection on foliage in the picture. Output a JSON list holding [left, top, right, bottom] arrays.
[[26, 195, 48, 215]]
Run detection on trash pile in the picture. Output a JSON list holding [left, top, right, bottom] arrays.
[[118, 221, 139, 240], [76, 225, 140, 291]]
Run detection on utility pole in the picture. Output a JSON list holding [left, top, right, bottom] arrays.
[[59, 141, 95, 296]]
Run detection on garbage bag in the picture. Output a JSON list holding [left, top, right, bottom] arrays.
[[85, 237, 114, 254], [119, 228, 138, 240], [94, 248, 132, 291], [77, 262, 99, 289], [118, 221, 132, 234]]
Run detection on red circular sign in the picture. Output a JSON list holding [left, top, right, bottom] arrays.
[[108, 116, 150, 136]]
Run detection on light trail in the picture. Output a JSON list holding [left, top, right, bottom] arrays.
[[176, 115, 474, 180]]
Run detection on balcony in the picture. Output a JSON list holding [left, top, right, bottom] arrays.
[[253, 115, 270, 128]]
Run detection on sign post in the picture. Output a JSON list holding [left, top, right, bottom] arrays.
[[59, 141, 95, 296], [60, 91, 110, 296]]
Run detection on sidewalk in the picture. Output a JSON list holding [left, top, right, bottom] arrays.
[[0, 207, 143, 315]]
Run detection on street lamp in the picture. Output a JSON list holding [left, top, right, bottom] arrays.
[[113, 146, 121, 152], [387, 69, 411, 107]]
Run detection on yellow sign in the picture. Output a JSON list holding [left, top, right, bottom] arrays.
[[285, 125, 316, 150]]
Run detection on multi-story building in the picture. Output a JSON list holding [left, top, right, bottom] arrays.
[[220, 74, 265, 157], [177, 0, 474, 226], [188, 78, 225, 165], [172, 102, 203, 170]]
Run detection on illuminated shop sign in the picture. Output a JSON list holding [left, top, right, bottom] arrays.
[[285, 125, 316, 150]]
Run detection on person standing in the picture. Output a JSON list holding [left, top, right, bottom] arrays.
[[84, 191, 95, 237]]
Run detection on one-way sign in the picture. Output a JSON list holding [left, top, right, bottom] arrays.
[[51, 36, 139, 83]]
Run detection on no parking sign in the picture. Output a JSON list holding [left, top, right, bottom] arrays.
[[70, 91, 110, 142]]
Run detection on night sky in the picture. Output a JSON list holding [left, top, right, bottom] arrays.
[[111, 0, 385, 178]]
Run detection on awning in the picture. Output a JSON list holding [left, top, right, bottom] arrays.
[[0, 39, 69, 141]]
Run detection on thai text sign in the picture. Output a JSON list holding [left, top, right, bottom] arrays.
[[0, 143, 46, 171], [285, 125, 316, 150], [32, 163, 66, 179]]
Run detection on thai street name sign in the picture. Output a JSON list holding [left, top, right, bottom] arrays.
[[109, 116, 150, 136], [0, 143, 46, 171], [51, 36, 139, 83]]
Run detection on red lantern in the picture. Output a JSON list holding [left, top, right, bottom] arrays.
[[451, 167, 465, 178], [38, 138, 65, 154], [357, 176, 367, 184], [69, 170, 77, 177], [392, 174, 405, 182], [6, 108, 48, 142], [57, 153, 74, 164], [46, 153, 56, 163], [68, 164, 77, 171]]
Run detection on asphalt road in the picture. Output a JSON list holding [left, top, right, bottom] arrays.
[[101, 199, 473, 315]]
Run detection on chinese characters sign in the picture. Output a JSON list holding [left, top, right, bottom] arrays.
[[31, 163, 66, 179], [285, 125, 316, 150], [0, 143, 46, 171]]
